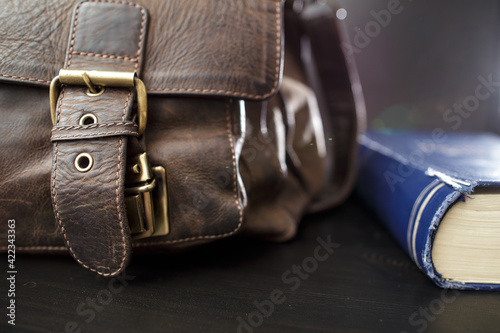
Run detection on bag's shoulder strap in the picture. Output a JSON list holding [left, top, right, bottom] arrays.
[[51, 0, 148, 276]]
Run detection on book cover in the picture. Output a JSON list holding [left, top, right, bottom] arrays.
[[357, 130, 500, 290]]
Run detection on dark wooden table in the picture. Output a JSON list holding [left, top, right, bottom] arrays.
[[2, 195, 500, 333]]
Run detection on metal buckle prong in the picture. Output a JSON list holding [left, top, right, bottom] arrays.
[[125, 153, 170, 239]]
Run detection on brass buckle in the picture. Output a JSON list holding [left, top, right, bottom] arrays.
[[125, 153, 170, 239], [49, 69, 147, 135], [49, 70, 168, 239]]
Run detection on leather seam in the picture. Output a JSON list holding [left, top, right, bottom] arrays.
[[115, 136, 127, 274], [52, 122, 138, 131], [147, 87, 275, 99], [0, 74, 50, 84], [53, 3, 108, 275], [133, 101, 243, 246], [70, 51, 138, 62], [52, 89, 116, 276], [134, 1, 146, 68], [147, 0, 282, 99], [66, 1, 80, 68], [0, 246, 67, 251], [51, 130, 138, 140], [113, 91, 134, 275]]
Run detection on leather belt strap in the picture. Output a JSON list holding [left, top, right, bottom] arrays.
[[51, 0, 148, 276]]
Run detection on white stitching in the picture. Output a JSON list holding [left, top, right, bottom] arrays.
[[134, 101, 244, 246], [66, 2, 80, 68], [146, 0, 282, 99], [112, 91, 133, 275], [71, 51, 138, 62], [0, 246, 67, 251], [51, 130, 138, 140], [114, 136, 127, 274], [52, 122, 138, 131], [134, 3, 146, 70], [0, 73, 50, 84], [54, 1, 103, 276]]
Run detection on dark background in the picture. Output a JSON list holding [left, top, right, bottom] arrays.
[[340, 0, 500, 133], [3, 197, 500, 333]]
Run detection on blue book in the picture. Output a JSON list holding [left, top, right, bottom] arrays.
[[357, 131, 500, 290]]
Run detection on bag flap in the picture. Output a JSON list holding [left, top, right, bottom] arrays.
[[0, 0, 283, 100]]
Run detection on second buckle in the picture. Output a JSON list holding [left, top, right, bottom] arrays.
[[125, 153, 170, 239]]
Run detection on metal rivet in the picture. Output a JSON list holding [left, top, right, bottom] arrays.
[[86, 86, 105, 97], [75, 153, 94, 173], [79, 113, 98, 126]]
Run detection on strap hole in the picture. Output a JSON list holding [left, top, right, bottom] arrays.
[[75, 153, 94, 173], [86, 86, 105, 97], [79, 113, 98, 126]]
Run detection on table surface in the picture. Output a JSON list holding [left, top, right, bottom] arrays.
[[2, 194, 500, 333]]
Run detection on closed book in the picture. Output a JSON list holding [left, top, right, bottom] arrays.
[[357, 131, 500, 290]]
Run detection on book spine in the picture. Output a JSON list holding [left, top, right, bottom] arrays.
[[357, 139, 467, 289]]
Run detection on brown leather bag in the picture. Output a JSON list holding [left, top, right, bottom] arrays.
[[0, 0, 364, 276]]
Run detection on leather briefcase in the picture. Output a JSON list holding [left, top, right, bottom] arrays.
[[0, 0, 365, 276]]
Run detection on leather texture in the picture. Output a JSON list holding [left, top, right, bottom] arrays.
[[51, 0, 148, 276], [0, 0, 282, 100], [135, 97, 245, 247], [0, 0, 364, 276]]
